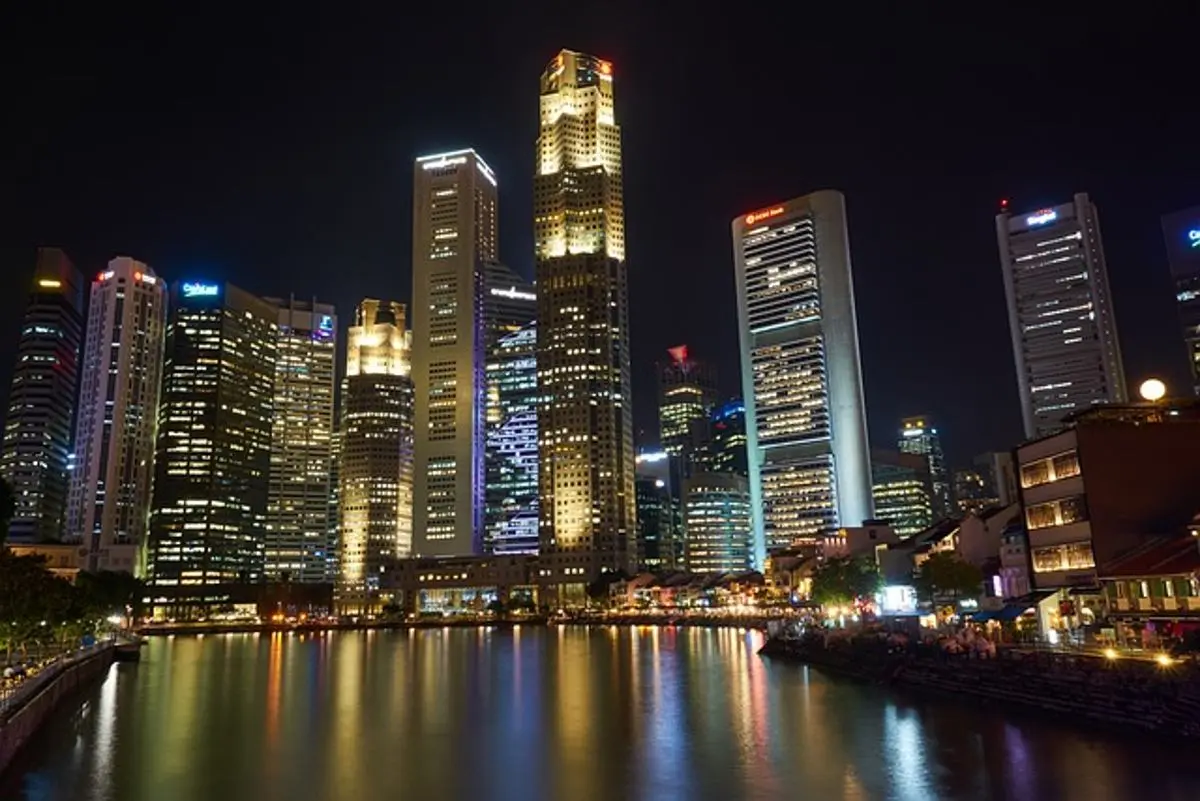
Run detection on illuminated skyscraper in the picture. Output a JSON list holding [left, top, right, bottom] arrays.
[[731, 191, 873, 566], [897, 415, 951, 519], [683, 472, 753, 574], [634, 450, 681, 571], [264, 297, 337, 583], [68, 258, 167, 572], [148, 281, 276, 610], [1, 249, 84, 543], [697, 399, 748, 477], [337, 300, 413, 614], [535, 49, 636, 588], [412, 148, 498, 557], [997, 194, 1127, 438], [484, 264, 538, 555], [1161, 206, 1200, 395], [657, 345, 718, 462], [871, 449, 934, 537]]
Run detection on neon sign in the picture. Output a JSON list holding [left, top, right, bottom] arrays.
[[745, 206, 785, 226], [1025, 209, 1057, 227], [182, 282, 219, 298], [489, 286, 536, 302], [1188, 229, 1200, 248], [319, 315, 334, 330]]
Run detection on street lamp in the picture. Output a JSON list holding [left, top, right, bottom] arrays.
[[1139, 378, 1167, 402]]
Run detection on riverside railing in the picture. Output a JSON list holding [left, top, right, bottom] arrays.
[[0, 642, 112, 721]]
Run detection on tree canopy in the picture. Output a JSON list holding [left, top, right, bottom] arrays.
[[914, 551, 984, 603], [809, 556, 882, 607]]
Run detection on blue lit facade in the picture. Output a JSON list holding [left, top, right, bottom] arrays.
[[1162, 205, 1200, 396], [485, 323, 539, 555]]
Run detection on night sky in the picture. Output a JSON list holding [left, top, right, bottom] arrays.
[[6, 5, 1197, 468]]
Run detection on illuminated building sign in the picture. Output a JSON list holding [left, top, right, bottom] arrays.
[[319, 315, 334, 330], [1189, 229, 1200, 248], [1025, 209, 1058, 227], [182, 282, 219, 298], [745, 206, 785, 226], [37, 279, 62, 289], [668, 344, 689, 364], [489, 286, 536, 302], [635, 451, 668, 464]]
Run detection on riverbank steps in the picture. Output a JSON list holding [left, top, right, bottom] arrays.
[[761, 634, 1200, 739], [0, 645, 116, 774]]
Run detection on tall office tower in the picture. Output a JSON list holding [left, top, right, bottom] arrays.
[[997, 194, 1128, 439], [411, 148, 498, 557], [263, 297, 337, 583], [337, 300, 413, 614], [147, 281, 276, 612], [67, 258, 167, 572], [1, 250, 85, 543], [683, 472, 753, 574], [696, 399, 748, 477], [1161, 206, 1200, 395], [535, 49, 636, 588], [871, 449, 934, 537], [952, 468, 1000, 516], [657, 345, 718, 461], [897, 416, 951, 519], [731, 191, 873, 568], [634, 450, 681, 571]]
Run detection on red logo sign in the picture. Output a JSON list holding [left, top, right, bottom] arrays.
[[745, 206, 785, 226]]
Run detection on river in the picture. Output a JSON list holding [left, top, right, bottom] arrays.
[[2, 627, 1197, 800]]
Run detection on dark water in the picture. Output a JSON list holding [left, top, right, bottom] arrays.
[[3, 627, 1197, 801]]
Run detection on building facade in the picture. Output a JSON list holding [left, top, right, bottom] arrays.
[[953, 468, 1000, 516], [730, 190, 873, 566], [897, 416, 951, 519], [337, 300, 414, 614], [683, 471, 753, 574], [1162, 205, 1200, 395], [411, 148, 498, 557], [264, 297, 337, 583], [697, 399, 748, 477], [997, 194, 1128, 438], [634, 450, 681, 571], [535, 49, 636, 588], [657, 345, 718, 461], [1, 249, 84, 543], [484, 273, 539, 556], [147, 281, 277, 610], [871, 449, 934, 537], [67, 258, 167, 572]]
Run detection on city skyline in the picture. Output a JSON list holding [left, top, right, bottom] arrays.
[[6, 10, 1195, 471]]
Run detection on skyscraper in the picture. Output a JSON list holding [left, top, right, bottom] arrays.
[[337, 300, 413, 614], [1161, 206, 1200, 395], [411, 148, 498, 557], [871, 449, 934, 537], [657, 345, 718, 462], [535, 49, 636, 588], [997, 194, 1128, 438], [264, 297, 337, 583], [697, 399, 749, 477], [634, 450, 681, 571], [731, 190, 873, 567], [897, 415, 951, 519], [1, 249, 84, 543], [67, 257, 167, 572], [683, 472, 753, 574], [483, 264, 538, 556], [148, 280, 277, 612]]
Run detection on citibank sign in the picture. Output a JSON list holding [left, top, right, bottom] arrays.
[[745, 206, 785, 226], [1025, 209, 1058, 227], [182, 282, 219, 298]]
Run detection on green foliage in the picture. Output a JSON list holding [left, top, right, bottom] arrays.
[[1, 550, 141, 662], [809, 556, 882, 607], [914, 551, 984, 603]]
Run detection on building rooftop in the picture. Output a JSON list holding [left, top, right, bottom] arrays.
[[1099, 533, 1200, 578]]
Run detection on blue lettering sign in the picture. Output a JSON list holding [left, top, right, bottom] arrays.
[[182, 282, 220, 298], [1026, 209, 1057, 227], [319, 315, 334, 330], [1188, 229, 1200, 248]]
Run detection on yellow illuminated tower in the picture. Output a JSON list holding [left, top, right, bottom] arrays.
[[337, 300, 413, 614], [535, 49, 635, 592]]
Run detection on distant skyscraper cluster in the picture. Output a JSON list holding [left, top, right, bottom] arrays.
[[3, 47, 1195, 618]]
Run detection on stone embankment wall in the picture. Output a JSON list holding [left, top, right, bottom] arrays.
[[762, 636, 1200, 738], [0, 646, 115, 774]]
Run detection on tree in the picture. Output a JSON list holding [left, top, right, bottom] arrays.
[[914, 552, 983, 604], [809, 556, 882, 608], [0, 549, 79, 661]]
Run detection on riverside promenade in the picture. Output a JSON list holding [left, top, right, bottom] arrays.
[[0, 643, 116, 774], [762, 631, 1200, 739]]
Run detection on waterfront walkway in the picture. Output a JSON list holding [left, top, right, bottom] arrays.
[[1, 643, 112, 721]]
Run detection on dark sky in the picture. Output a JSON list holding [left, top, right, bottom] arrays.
[[5, 5, 1197, 468]]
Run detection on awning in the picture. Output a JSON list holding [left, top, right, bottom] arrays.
[[1007, 589, 1057, 607]]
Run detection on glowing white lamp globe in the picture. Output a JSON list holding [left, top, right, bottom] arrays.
[[1139, 378, 1167, 402]]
